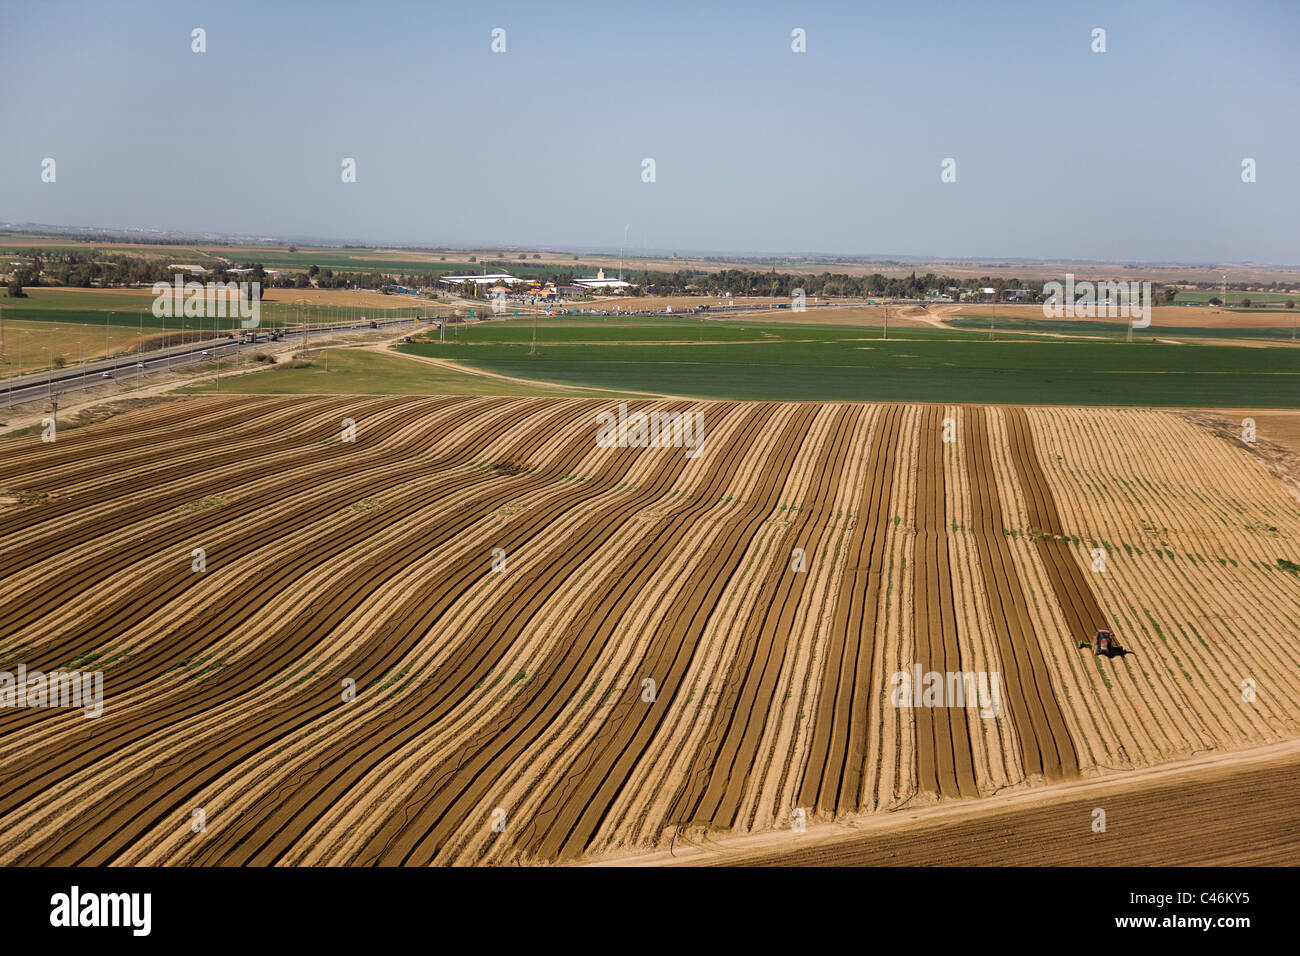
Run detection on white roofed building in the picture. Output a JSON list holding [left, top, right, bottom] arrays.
[[437, 273, 525, 286], [572, 268, 634, 290]]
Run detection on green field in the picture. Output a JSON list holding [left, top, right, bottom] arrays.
[[0, 287, 431, 374], [1174, 289, 1297, 307], [0, 244, 552, 278], [948, 314, 1299, 341], [397, 316, 1300, 406], [1, 287, 427, 333], [442, 315, 877, 345], [187, 347, 634, 397]]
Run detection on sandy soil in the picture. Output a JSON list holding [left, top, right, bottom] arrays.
[[41, 285, 438, 310], [2, 398, 1294, 866], [1193, 409, 1300, 454], [258, 289, 438, 309], [952, 303, 1300, 329], [597, 737, 1300, 866], [1182, 409, 1300, 501]]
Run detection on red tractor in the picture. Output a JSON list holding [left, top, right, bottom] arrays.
[[1079, 628, 1120, 656]]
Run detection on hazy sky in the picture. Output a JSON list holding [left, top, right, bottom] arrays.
[[3, 0, 1298, 263]]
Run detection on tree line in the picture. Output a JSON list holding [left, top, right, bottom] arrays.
[[15, 247, 1293, 305]]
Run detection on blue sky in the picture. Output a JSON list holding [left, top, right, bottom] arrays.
[[2, 0, 1297, 263]]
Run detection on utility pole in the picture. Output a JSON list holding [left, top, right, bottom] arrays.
[[883, 300, 889, 340], [530, 309, 538, 355], [990, 298, 996, 340]]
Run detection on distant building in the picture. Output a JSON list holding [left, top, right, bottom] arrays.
[[572, 268, 635, 290], [437, 273, 524, 286]]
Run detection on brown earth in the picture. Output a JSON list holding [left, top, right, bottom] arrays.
[[952, 303, 1300, 329], [608, 738, 1300, 866], [0, 397, 1294, 865]]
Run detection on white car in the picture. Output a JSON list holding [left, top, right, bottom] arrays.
[[101, 371, 113, 378], [136, 362, 144, 368]]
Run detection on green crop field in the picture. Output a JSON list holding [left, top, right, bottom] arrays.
[[397, 315, 1300, 406], [1175, 289, 1298, 306], [946, 314, 1299, 341], [0, 242, 551, 278], [189, 347, 632, 398], [0, 288, 426, 333], [440, 315, 885, 345]]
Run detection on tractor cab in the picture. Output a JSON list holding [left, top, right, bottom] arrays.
[[1095, 629, 1113, 657]]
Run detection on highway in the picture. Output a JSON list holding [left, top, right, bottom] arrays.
[[2, 298, 869, 407], [1, 315, 423, 406]]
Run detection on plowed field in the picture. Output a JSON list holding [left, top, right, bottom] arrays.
[[1, 396, 1295, 865]]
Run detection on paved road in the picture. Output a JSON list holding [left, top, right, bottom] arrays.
[[1, 317, 422, 405]]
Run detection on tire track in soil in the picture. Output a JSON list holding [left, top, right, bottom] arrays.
[[0, 396, 293, 482], [962, 407, 1077, 783], [665, 404, 862, 830], [350, 403, 785, 866], [798, 403, 905, 817], [2, 400, 692, 864], [0, 394, 470, 563], [514, 404, 819, 862], [0, 396, 365, 541], [187, 402, 745, 866], [0, 396, 482, 626], [524, 409, 806, 861], [0, 399, 631, 842], [352, 404, 808, 865], [0, 397, 544, 660], [913, 405, 979, 799], [1002, 407, 1112, 643]]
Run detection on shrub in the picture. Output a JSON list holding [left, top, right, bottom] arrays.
[[491, 458, 531, 476]]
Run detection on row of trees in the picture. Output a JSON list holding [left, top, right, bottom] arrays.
[[25, 247, 1291, 306], [0, 250, 400, 295], [1212, 296, 1296, 308]]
